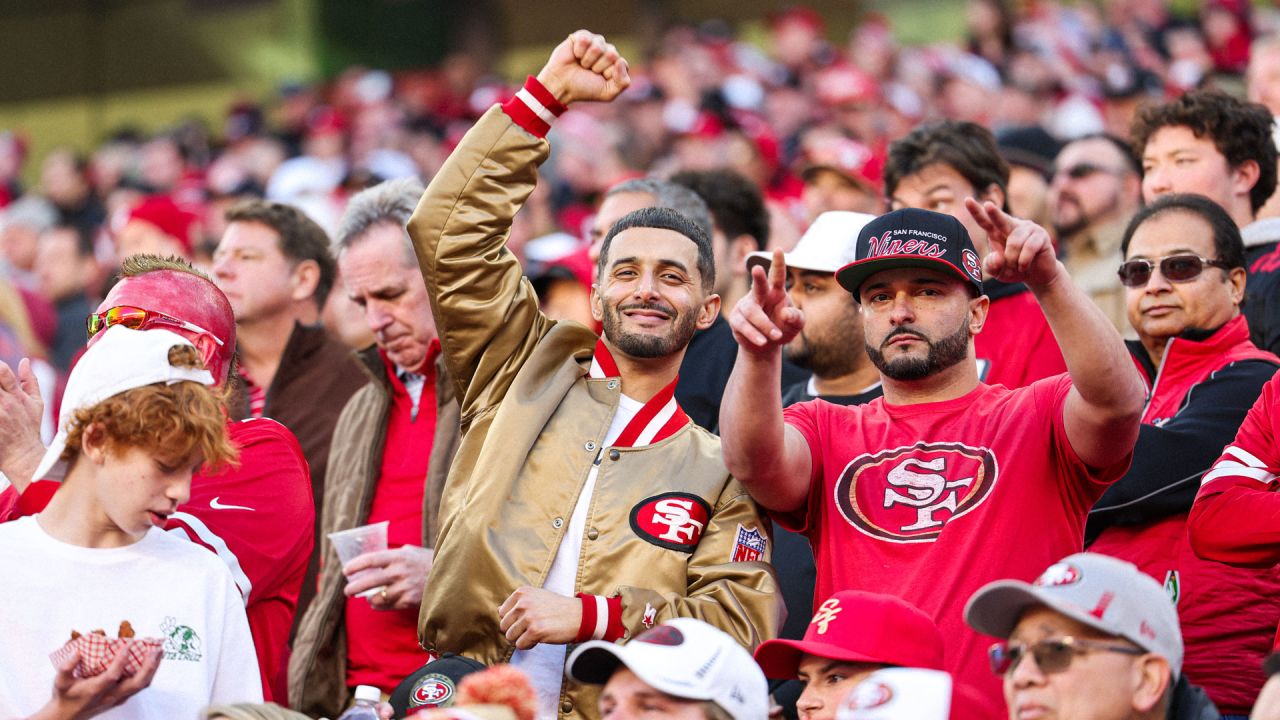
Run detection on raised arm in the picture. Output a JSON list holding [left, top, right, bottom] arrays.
[[720, 250, 813, 512], [406, 31, 630, 418], [967, 198, 1144, 470]]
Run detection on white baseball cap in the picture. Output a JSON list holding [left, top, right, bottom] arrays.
[[33, 326, 215, 482], [746, 211, 877, 275], [964, 552, 1183, 676], [565, 618, 769, 720], [836, 668, 952, 720]]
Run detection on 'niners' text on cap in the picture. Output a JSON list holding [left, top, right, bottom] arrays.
[[835, 208, 984, 299]]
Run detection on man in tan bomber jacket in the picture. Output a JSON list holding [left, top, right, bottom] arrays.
[[408, 30, 782, 720]]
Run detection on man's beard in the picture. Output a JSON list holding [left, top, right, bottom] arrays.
[[864, 320, 971, 381], [785, 329, 863, 378], [601, 301, 699, 359]]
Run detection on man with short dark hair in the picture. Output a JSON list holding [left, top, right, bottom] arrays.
[[884, 120, 1066, 388], [409, 32, 779, 720], [1132, 90, 1280, 355], [212, 199, 365, 628], [1049, 134, 1142, 333]]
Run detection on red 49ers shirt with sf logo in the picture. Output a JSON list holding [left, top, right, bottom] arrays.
[[781, 374, 1129, 706]]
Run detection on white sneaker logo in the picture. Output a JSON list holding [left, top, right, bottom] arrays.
[[209, 497, 254, 511]]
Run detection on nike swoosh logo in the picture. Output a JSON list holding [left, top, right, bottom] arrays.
[[209, 497, 255, 511]]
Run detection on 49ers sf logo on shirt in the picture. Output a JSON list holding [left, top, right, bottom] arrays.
[[835, 442, 998, 543], [630, 492, 712, 552]]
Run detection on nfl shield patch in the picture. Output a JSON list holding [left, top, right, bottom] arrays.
[[732, 524, 767, 562]]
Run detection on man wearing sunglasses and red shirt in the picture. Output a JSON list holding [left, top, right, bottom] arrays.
[[0, 254, 314, 703], [1086, 194, 1280, 718], [965, 552, 1217, 720]]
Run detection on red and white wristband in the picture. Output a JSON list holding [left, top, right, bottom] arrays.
[[575, 593, 625, 643], [501, 76, 568, 138]]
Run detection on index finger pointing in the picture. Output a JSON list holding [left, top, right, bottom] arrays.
[[768, 249, 787, 292]]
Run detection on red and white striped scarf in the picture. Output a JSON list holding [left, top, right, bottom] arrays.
[[588, 340, 689, 446]]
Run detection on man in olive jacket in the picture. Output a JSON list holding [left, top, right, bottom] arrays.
[[408, 31, 781, 720]]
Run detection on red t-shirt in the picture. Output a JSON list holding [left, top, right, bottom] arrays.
[[344, 357, 438, 691], [781, 375, 1127, 707]]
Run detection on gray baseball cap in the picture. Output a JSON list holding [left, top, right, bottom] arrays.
[[964, 552, 1183, 676]]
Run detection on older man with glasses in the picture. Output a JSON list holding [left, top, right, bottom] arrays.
[[965, 552, 1217, 720], [1085, 194, 1280, 718]]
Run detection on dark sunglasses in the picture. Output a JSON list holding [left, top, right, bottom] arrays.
[[1053, 163, 1122, 180], [86, 305, 225, 346], [1117, 254, 1231, 288], [989, 637, 1145, 676]]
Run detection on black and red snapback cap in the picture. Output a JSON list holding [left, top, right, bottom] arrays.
[[835, 207, 984, 299]]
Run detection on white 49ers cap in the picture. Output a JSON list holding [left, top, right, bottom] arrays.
[[33, 326, 214, 482], [964, 552, 1183, 676], [565, 618, 768, 720]]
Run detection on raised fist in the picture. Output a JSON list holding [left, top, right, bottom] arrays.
[[535, 30, 631, 105]]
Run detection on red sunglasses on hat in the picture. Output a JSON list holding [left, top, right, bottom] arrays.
[[86, 306, 225, 346]]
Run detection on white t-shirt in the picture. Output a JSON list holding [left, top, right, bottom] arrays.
[[0, 516, 263, 719], [510, 394, 643, 719]]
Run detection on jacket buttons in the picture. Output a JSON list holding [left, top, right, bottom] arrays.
[[587, 528, 599, 540], [607, 379, 619, 390], [585, 441, 597, 452], [561, 701, 573, 714], [608, 449, 620, 461], [553, 517, 564, 529]]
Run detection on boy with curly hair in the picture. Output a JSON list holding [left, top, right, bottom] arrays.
[[0, 326, 261, 719]]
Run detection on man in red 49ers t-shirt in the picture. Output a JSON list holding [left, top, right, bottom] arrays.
[[721, 202, 1145, 711]]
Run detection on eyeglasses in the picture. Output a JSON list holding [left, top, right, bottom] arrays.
[[1117, 254, 1231, 288], [86, 305, 225, 346], [989, 636, 1145, 676], [1053, 163, 1124, 180]]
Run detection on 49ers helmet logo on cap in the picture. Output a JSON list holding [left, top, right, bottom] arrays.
[[409, 673, 455, 709], [962, 248, 982, 282], [835, 442, 998, 543]]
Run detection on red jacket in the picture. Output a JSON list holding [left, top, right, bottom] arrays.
[[1091, 315, 1280, 714]]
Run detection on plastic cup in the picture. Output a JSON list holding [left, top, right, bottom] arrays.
[[328, 521, 389, 599]]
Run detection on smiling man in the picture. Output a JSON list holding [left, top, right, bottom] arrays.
[[407, 31, 779, 720]]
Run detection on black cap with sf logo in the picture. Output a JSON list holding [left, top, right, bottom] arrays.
[[835, 208, 984, 299]]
